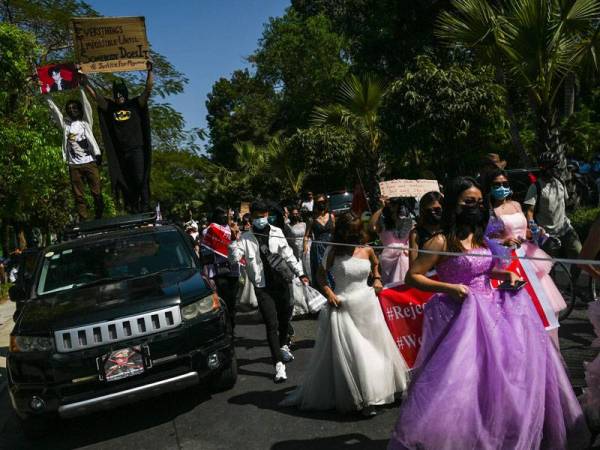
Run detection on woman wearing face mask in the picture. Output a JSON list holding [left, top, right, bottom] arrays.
[[408, 191, 444, 267], [369, 196, 416, 285], [484, 169, 566, 348], [285, 207, 307, 261], [388, 177, 589, 450], [303, 194, 335, 287]]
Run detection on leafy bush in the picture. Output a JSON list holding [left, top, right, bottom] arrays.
[[570, 207, 600, 240]]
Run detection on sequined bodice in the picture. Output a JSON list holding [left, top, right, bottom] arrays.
[[436, 248, 495, 292]]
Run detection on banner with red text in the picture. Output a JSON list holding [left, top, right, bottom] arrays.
[[378, 283, 435, 368]]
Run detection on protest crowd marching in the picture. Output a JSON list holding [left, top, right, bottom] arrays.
[[4, 8, 600, 450]]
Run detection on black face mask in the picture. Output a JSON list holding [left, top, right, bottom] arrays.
[[290, 215, 301, 224], [423, 209, 443, 225], [316, 203, 327, 212], [456, 204, 484, 226], [542, 167, 560, 179]]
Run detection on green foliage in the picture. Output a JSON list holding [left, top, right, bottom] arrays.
[[250, 10, 349, 130], [570, 206, 600, 240], [284, 125, 357, 192], [379, 56, 509, 178], [205, 69, 278, 167]]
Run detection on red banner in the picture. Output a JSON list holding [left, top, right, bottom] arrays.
[[37, 63, 79, 94], [378, 283, 435, 368], [201, 224, 231, 258]]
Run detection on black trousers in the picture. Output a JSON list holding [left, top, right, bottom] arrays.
[[214, 275, 238, 329], [255, 284, 292, 365], [122, 147, 149, 212]]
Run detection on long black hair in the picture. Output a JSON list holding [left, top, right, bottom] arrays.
[[417, 191, 443, 227], [330, 212, 364, 259], [442, 176, 488, 253]]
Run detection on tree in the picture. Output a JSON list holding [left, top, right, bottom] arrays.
[[436, 0, 600, 167], [312, 74, 386, 193], [250, 10, 349, 130], [379, 56, 509, 179], [205, 69, 279, 168]]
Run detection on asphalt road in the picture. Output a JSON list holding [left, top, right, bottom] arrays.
[[0, 312, 399, 450], [0, 298, 597, 450]]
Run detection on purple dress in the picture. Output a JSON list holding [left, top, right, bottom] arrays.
[[388, 248, 589, 450]]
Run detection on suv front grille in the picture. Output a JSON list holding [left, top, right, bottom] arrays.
[[54, 306, 182, 353]]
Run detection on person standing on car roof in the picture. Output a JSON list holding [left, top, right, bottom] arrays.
[[229, 200, 309, 383], [524, 151, 582, 282], [202, 207, 240, 330]]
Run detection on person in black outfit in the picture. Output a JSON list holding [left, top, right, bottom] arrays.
[[202, 207, 240, 329], [408, 191, 444, 267], [84, 61, 154, 212]]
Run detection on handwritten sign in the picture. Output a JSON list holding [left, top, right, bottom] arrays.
[[72, 16, 149, 73], [379, 179, 440, 199]]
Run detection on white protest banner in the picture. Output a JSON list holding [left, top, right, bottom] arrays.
[[379, 179, 440, 199], [72, 16, 149, 73]]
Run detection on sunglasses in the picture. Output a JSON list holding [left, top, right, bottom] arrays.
[[491, 182, 510, 188]]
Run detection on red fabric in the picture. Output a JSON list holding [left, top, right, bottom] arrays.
[[351, 183, 368, 216], [378, 282, 436, 368]]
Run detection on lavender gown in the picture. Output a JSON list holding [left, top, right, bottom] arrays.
[[388, 248, 589, 450]]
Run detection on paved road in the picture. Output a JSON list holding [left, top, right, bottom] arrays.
[[0, 298, 597, 450]]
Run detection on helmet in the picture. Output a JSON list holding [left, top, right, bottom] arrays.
[[538, 151, 559, 169]]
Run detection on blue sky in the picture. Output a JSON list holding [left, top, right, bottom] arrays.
[[87, 0, 289, 134]]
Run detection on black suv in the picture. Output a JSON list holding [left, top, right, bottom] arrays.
[[7, 214, 236, 428]]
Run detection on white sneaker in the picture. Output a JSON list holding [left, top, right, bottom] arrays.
[[274, 362, 287, 383], [280, 345, 294, 363]]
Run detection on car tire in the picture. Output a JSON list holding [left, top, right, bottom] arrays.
[[210, 352, 238, 392]]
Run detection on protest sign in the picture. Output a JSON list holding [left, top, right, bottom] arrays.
[[201, 224, 232, 259], [379, 179, 440, 199], [378, 283, 436, 368], [240, 202, 250, 216], [37, 63, 79, 94], [72, 16, 149, 73]]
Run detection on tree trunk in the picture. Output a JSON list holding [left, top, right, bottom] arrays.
[[563, 72, 576, 119]]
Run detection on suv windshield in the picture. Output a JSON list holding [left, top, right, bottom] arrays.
[[37, 230, 195, 295], [329, 193, 353, 212]]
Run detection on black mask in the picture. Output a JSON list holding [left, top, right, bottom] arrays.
[[112, 80, 129, 101], [290, 215, 301, 224], [316, 203, 327, 211], [423, 209, 443, 225], [456, 204, 484, 226], [541, 167, 560, 179]]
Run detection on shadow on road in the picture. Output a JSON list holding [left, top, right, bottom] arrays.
[[0, 385, 212, 450], [271, 433, 387, 449], [228, 387, 400, 423]]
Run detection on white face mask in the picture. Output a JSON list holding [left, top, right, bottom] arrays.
[[252, 217, 269, 229]]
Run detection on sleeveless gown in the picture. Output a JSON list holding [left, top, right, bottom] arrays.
[[379, 230, 410, 286], [388, 248, 589, 450], [282, 255, 409, 412]]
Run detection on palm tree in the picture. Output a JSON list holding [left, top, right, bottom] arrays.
[[437, 0, 600, 167], [312, 74, 386, 192]]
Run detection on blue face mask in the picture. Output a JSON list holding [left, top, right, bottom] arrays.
[[491, 186, 511, 200], [252, 217, 269, 229]]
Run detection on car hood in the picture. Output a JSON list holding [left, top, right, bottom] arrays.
[[15, 269, 210, 335]]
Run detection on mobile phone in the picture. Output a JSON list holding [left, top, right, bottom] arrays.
[[498, 280, 527, 291]]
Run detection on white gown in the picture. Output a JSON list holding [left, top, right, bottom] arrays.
[[282, 254, 409, 412]]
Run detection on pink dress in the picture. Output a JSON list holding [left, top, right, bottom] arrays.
[[495, 212, 567, 314], [379, 230, 410, 287]]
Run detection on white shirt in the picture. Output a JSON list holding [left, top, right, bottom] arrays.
[[65, 121, 94, 165], [301, 199, 314, 212]]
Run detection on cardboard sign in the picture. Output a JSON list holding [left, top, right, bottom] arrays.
[[240, 202, 250, 216], [379, 179, 440, 199], [72, 16, 150, 73], [378, 282, 436, 368], [37, 63, 79, 94]]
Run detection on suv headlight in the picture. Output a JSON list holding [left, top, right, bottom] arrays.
[[181, 293, 220, 320], [10, 336, 54, 352]]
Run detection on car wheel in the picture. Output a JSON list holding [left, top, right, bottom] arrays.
[[210, 351, 238, 392]]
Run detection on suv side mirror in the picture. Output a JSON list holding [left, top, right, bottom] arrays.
[[8, 285, 27, 303]]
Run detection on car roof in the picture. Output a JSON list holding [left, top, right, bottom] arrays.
[[46, 225, 182, 253]]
